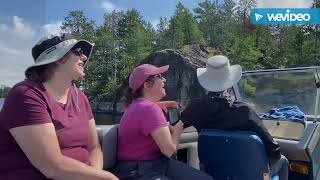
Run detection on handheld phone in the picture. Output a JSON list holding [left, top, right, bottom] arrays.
[[167, 108, 180, 126]]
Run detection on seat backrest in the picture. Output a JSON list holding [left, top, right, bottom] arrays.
[[198, 129, 271, 180], [102, 124, 119, 171]]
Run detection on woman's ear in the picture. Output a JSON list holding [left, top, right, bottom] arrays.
[[143, 81, 153, 91]]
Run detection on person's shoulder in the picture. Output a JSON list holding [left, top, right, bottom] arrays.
[[4, 80, 46, 107], [135, 99, 162, 112], [138, 99, 158, 108], [233, 101, 249, 107], [8, 80, 44, 97], [233, 102, 258, 114]]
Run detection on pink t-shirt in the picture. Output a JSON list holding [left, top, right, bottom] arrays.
[[117, 98, 169, 161], [0, 80, 93, 180]]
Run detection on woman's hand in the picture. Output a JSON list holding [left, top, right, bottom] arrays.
[[157, 101, 178, 113], [169, 120, 184, 133]]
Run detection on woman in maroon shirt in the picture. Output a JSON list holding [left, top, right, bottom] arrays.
[[0, 33, 118, 180]]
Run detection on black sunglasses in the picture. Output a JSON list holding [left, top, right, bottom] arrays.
[[146, 74, 163, 82], [71, 47, 84, 56], [154, 74, 163, 79]]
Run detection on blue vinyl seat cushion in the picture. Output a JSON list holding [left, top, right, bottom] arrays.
[[198, 129, 278, 180]]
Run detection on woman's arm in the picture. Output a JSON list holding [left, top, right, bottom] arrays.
[[151, 121, 184, 157], [88, 119, 103, 169], [10, 123, 118, 180], [157, 101, 178, 113]]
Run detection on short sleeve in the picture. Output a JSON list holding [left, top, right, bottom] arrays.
[[1, 85, 52, 130], [139, 103, 169, 136]]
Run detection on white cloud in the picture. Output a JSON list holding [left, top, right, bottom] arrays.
[[0, 45, 32, 87], [101, 1, 125, 13], [12, 16, 35, 40], [0, 16, 37, 87], [257, 0, 314, 8], [41, 21, 65, 36], [0, 24, 9, 31], [0, 47, 21, 55], [0, 16, 67, 87]]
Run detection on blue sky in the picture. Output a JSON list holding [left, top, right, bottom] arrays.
[[0, 0, 314, 87], [1, 0, 202, 33], [0, 0, 205, 87], [46, 0, 202, 26]]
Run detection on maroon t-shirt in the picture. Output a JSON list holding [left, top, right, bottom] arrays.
[[0, 80, 94, 180]]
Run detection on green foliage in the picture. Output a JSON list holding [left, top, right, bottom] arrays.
[[116, 9, 156, 83], [242, 79, 256, 97], [228, 36, 263, 70], [279, 26, 304, 67], [102, 78, 118, 98], [154, 17, 169, 50], [161, 2, 205, 49], [61, 9, 156, 101], [251, 25, 281, 68], [0, 86, 10, 98], [61, 10, 96, 41], [194, 0, 228, 48], [60, 2, 320, 101]]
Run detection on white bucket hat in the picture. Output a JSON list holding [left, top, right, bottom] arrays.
[[25, 33, 94, 75], [197, 55, 242, 92]]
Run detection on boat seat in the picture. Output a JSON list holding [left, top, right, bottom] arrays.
[[198, 129, 279, 180], [101, 124, 119, 171]]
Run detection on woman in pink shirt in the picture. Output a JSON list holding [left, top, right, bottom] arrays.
[[115, 64, 214, 180], [0, 33, 118, 180]]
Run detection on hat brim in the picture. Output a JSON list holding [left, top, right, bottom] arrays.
[[197, 65, 242, 92], [146, 65, 169, 75], [25, 39, 94, 74]]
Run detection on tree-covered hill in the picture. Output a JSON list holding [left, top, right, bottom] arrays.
[[60, 0, 320, 102]]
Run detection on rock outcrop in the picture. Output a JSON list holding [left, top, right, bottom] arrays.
[[114, 46, 216, 111]]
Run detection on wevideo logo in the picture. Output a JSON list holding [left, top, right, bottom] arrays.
[[255, 13, 263, 22], [250, 8, 320, 24]]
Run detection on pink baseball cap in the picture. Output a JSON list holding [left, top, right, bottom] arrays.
[[129, 64, 169, 91]]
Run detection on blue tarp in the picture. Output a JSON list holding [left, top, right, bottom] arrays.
[[259, 106, 305, 121]]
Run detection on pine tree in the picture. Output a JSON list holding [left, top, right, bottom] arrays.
[[61, 10, 96, 41], [165, 2, 204, 49]]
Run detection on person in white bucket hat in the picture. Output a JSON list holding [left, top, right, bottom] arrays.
[[0, 33, 118, 180], [197, 55, 242, 92], [181, 55, 288, 180]]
